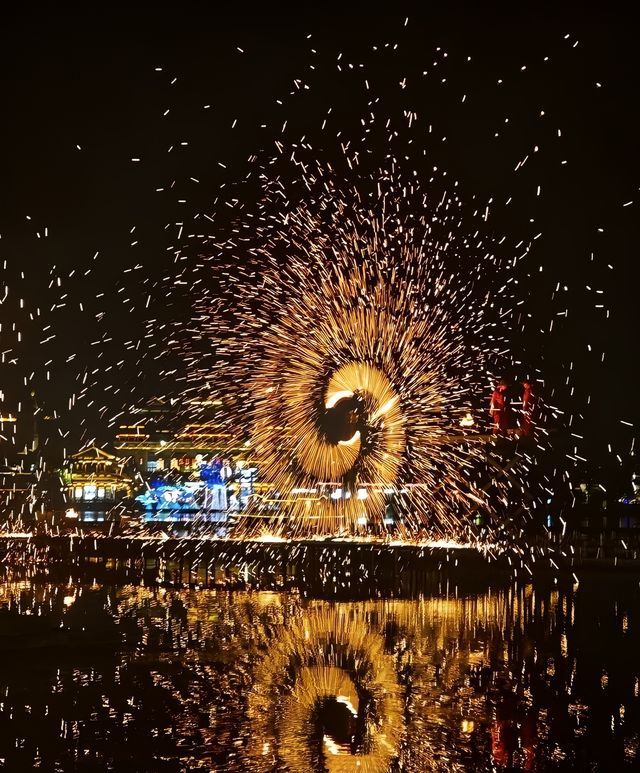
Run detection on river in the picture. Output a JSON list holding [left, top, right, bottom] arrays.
[[0, 570, 638, 771]]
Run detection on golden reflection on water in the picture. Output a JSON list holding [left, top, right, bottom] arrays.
[[0, 578, 638, 771], [246, 605, 403, 773]]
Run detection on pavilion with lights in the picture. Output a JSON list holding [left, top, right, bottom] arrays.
[[61, 445, 133, 506]]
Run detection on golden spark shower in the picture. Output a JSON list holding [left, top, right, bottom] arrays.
[[187, 161, 527, 540]]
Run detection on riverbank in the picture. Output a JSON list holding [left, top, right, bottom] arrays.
[[2, 533, 639, 599]]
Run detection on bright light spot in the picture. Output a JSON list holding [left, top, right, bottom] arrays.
[[325, 390, 354, 409], [336, 694, 359, 715], [459, 412, 474, 427], [338, 430, 360, 447], [372, 394, 399, 419], [323, 735, 340, 755], [255, 533, 286, 543]]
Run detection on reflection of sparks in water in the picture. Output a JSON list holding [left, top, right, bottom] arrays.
[[246, 606, 403, 773], [0, 577, 638, 771]]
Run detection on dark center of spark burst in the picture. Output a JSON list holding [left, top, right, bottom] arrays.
[[321, 396, 363, 445], [312, 696, 356, 751]]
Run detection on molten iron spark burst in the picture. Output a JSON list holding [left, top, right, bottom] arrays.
[[190, 164, 523, 539]]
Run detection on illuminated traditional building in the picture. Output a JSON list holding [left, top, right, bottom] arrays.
[[114, 397, 255, 472], [113, 397, 264, 516], [61, 445, 133, 506]]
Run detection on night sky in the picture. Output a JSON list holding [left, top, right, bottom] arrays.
[[1, 2, 638, 466]]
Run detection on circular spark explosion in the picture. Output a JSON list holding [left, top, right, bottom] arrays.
[[195, 166, 519, 538], [245, 605, 403, 772]]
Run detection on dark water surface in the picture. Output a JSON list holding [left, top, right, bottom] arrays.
[[0, 572, 638, 771]]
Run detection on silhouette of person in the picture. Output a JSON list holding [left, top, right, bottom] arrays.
[[520, 379, 539, 437], [490, 379, 510, 435]]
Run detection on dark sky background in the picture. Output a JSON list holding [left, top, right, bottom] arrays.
[[0, 2, 638, 466]]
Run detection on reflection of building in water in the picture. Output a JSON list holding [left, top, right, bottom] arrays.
[[60, 445, 133, 506]]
